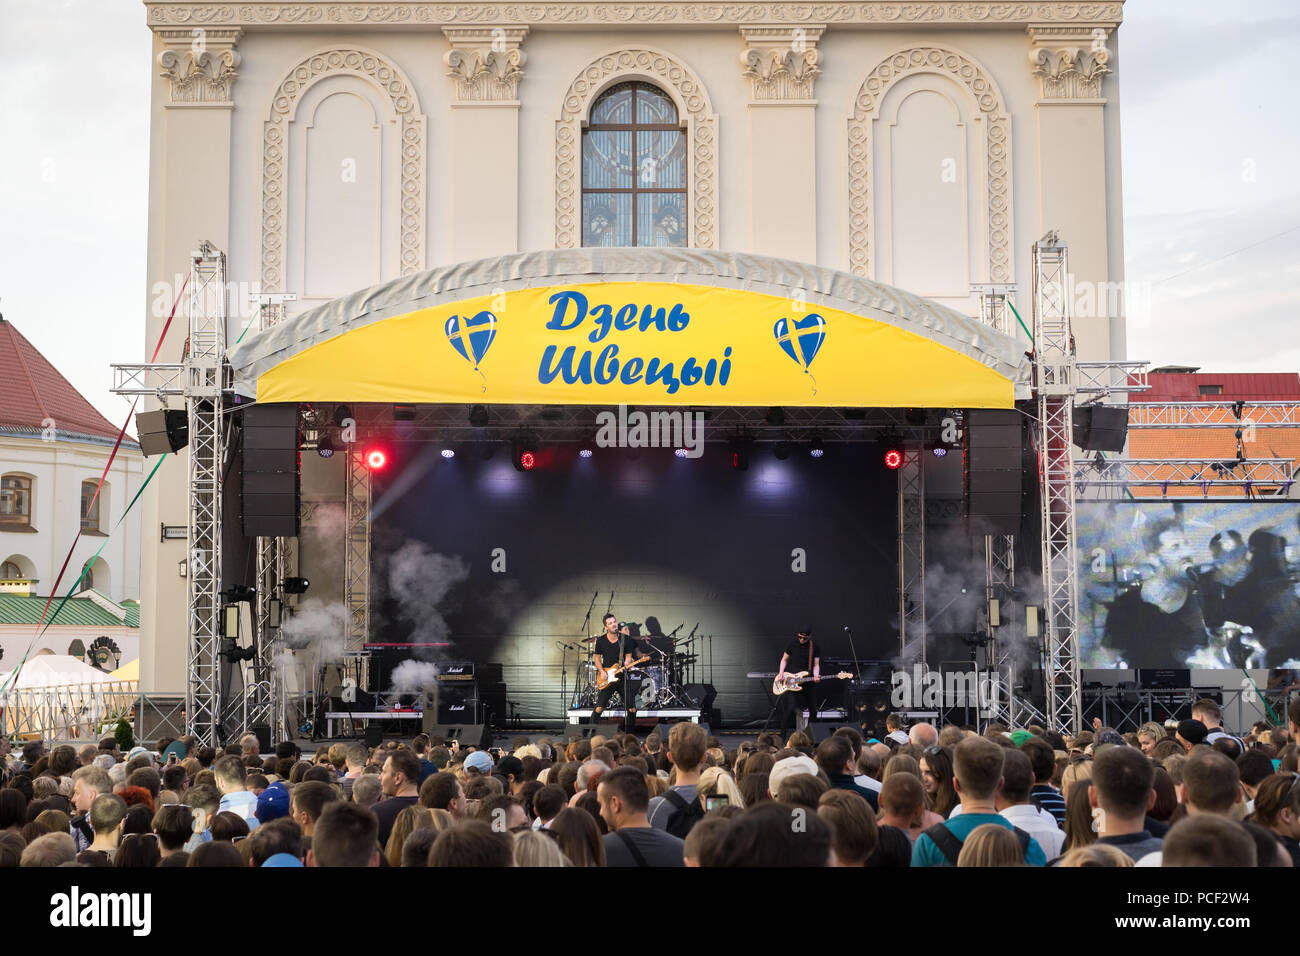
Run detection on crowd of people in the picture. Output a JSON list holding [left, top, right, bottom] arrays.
[[1, 695, 1297, 867]]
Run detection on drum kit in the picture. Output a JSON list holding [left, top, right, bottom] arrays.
[[570, 623, 702, 710]]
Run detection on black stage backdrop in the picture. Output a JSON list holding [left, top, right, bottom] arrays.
[[368, 442, 896, 725]]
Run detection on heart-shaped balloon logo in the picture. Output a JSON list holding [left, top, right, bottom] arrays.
[[445, 310, 497, 391], [773, 314, 826, 394]]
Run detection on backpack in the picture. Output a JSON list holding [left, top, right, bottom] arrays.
[[661, 789, 706, 839], [923, 822, 1032, 866]]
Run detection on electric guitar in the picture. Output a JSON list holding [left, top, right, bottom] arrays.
[[596, 655, 651, 690], [772, 670, 853, 696]]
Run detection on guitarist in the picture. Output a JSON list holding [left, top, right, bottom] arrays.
[[594, 613, 645, 732], [776, 628, 820, 735]]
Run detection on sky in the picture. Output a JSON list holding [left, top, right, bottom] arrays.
[[0, 0, 1297, 426]]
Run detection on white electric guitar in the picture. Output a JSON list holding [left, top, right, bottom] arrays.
[[772, 670, 853, 696]]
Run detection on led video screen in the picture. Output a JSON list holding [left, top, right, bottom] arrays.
[[1077, 501, 1300, 669]]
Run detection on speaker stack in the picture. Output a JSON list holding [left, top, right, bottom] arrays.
[[241, 404, 301, 538], [964, 409, 1024, 535]]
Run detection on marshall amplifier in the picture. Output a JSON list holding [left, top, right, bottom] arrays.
[[437, 686, 479, 723], [437, 662, 476, 681]]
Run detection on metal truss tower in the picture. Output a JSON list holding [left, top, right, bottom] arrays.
[[898, 444, 926, 667], [184, 243, 228, 746], [1032, 235, 1082, 734], [344, 447, 372, 654]]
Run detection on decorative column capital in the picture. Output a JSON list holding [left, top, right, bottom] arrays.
[[442, 26, 528, 102], [1027, 24, 1113, 100], [739, 24, 824, 101], [156, 27, 242, 106]]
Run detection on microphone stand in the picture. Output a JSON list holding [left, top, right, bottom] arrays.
[[573, 591, 598, 719], [844, 625, 863, 725]]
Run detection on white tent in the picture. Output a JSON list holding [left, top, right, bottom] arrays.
[[0, 655, 133, 739], [0, 654, 117, 690]]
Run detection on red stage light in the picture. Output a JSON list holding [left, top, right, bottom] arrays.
[[519, 450, 536, 471], [884, 449, 904, 470], [364, 448, 388, 470]]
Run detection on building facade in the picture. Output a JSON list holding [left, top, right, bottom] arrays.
[[139, 0, 1128, 691]]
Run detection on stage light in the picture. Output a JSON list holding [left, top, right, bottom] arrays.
[[468, 405, 489, 428], [578, 448, 593, 459], [884, 448, 904, 470], [729, 438, 751, 471], [773, 441, 791, 460], [674, 448, 689, 459], [513, 443, 537, 471], [282, 576, 310, 595], [317, 435, 335, 458], [223, 584, 256, 604], [440, 448, 455, 459], [931, 446, 948, 458], [809, 442, 826, 459], [365, 448, 388, 470]]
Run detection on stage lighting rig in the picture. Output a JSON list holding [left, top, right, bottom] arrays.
[[808, 441, 826, 459], [282, 577, 310, 595], [729, 437, 752, 471], [513, 441, 537, 471], [364, 448, 388, 470], [223, 584, 256, 604], [883, 448, 904, 470]]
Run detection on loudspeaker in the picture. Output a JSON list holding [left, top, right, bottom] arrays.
[[437, 687, 479, 724], [136, 695, 186, 740], [251, 724, 272, 754], [364, 724, 383, 748], [567, 723, 620, 741], [241, 403, 300, 538], [421, 689, 439, 734], [135, 408, 189, 456], [809, 721, 841, 743], [1073, 405, 1129, 452], [443, 723, 491, 749], [965, 409, 1024, 534], [683, 683, 717, 712]]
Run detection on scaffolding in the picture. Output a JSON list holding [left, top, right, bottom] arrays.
[[898, 444, 926, 667]]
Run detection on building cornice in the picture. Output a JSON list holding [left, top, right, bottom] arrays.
[[145, 2, 1123, 30]]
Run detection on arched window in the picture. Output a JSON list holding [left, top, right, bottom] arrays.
[[1, 561, 22, 579], [582, 82, 687, 247], [0, 474, 32, 528], [80, 559, 94, 591], [81, 480, 101, 532]]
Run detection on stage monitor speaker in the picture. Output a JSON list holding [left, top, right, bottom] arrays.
[[364, 724, 383, 748], [443, 723, 491, 750], [1073, 405, 1129, 452], [566, 723, 621, 741], [809, 721, 841, 743], [135, 408, 189, 456], [241, 403, 301, 538], [965, 409, 1024, 534], [251, 725, 271, 754], [683, 683, 717, 712]]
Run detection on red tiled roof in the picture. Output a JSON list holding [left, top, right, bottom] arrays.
[[1137, 372, 1300, 403], [0, 316, 127, 443]]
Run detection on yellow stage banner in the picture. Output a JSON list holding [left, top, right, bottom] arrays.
[[254, 282, 1015, 408]]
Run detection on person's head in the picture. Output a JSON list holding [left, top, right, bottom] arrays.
[[1021, 737, 1056, 785], [1149, 767, 1178, 822], [1208, 530, 1250, 585], [89, 793, 127, 842], [1191, 698, 1224, 730], [419, 771, 465, 817], [774, 771, 828, 810], [1182, 751, 1242, 815], [817, 790, 878, 866], [399, 827, 438, 867], [71, 766, 112, 814], [351, 774, 383, 809], [952, 737, 1004, 804], [246, 817, 303, 867], [1176, 719, 1208, 752], [1250, 773, 1300, 837], [1089, 744, 1156, 823], [290, 780, 340, 834], [548, 807, 604, 867], [0, 790, 28, 831], [879, 771, 926, 824], [209, 811, 250, 842], [1162, 815, 1256, 867], [0, 831, 26, 867], [212, 755, 246, 794], [239, 733, 260, 756], [908, 723, 939, 750], [128, 766, 162, 801], [1143, 514, 1191, 574], [956, 823, 1024, 867], [151, 804, 194, 853], [885, 714, 903, 732], [596, 766, 649, 831], [1057, 844, 1135, 867], [814, 735, 855, 778], [996, 749, 1035, 807], [19, 832, 76, 867], [479, 794, 528, 834], [667, 721, 708, 775], [114, 832, 162, 868], [713, 802, 833, 867], [308, 802, 380, 867], [531, 784, 567, 825], [380, 750, 421, 798], [512, 829, 571, 867], [48, 745, 78, 777], [187, 841, 244, 867], [427, 820, 513, 867]]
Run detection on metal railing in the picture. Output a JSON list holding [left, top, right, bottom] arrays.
[[1, 680, 138, 739]]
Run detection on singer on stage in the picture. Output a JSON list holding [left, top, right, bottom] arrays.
[[593, 612, 644, 732]]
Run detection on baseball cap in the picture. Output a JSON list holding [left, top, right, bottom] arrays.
[[768, 754, 819, 795], [1009, 730, 1034, 747], [1094, 730, 1126, 749], [1177, 719, 1208, 745], [464, 750, 494, 774], [261, 852, 304, 868], [256, 780, 291, 822]]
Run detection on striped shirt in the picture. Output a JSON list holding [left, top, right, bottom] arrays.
[[1030, 784, 1067, 828]]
